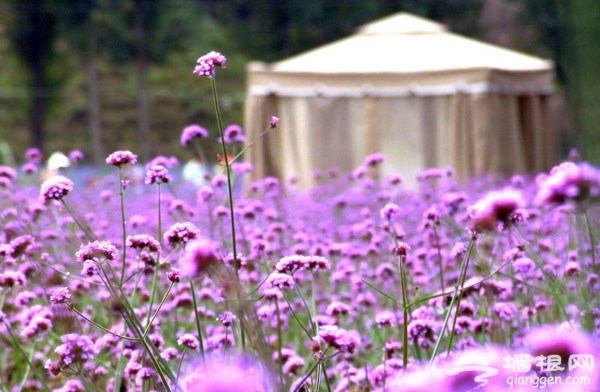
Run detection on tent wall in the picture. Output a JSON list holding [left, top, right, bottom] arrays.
[[245, 91, 559, 189]]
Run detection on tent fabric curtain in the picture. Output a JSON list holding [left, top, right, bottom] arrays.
[[245, 91, 558, 189]]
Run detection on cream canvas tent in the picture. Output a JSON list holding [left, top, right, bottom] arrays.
[[244, 12, 559, 188]]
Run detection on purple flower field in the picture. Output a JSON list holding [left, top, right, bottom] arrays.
[[1, 53, 600, 392]]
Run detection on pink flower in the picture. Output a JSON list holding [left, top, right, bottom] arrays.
[[193, 51, 227, 78]]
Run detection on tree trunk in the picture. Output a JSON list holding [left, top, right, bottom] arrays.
[[30, 53, 45, 152], [86, 20, 103, 165], [561, 0, 600, 160], [134, 0, 151, 162]]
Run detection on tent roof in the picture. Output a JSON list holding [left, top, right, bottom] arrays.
[[247, 13, 554, 96]]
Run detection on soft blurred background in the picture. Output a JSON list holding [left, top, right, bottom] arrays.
[[0, 0, 599, 166]]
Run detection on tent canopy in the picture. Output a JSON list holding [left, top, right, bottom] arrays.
[[245, 13, 559, 188]]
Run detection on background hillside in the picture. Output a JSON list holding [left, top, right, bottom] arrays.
[[0, 0, 599, 166]]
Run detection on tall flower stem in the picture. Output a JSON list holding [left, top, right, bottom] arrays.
[[189, 280, 206, 359], [397, 253, 410, 368], [583, 209, 597, 268], [210, 76, 246, 350], [158, 183, 163, 248], [118, 168, 128, 286], [429, 237, 475, 366], [5, 324, 52, 392]]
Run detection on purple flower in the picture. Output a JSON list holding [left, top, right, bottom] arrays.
[[40, 175, 74, 201], [181, 124, 209, 146], [193, 51, 227, 78], [407, 319, 437, 348], [0, 270, 27, 287], [222, 124, 246, 144], [179, 238, 219, 277], [178, 354, 271, 392], [177, 333, 200, 351], [467, 188, 525, 231], [491, 301, 517, 321], [0, 165, 17, 182], [69, 150, 84, 163], [164, 222, 200, 247], [76, 240, 118, 262], [145, 164, 172, 185], [54, 379, 85, 392], [167, 268, 181, 283], [525, 324, 598, 366], [106, 150, 137, 167], [317, 325, 361, 354], [535, 161, 600, 205], [21, 162, 38, 174], [363, 152, 385, 167], [266, 272, 295, 290], [25, 148, 43, 163], [47, 333, 97, 375], [269, 116, 279, 128], [126, 234, 161, 253], [49, 287, 71, 305], [217, 311, 237, 327]]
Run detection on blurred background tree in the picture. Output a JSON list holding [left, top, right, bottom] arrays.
[[0, 0, 598, 165]]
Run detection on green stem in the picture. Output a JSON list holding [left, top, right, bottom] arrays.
[[189, 280, 206, 359], [69, 304, 138, 341], [281, 290, 313, 339], [433, 226, 445, 292], [113, 338, 127, 392], [398, 254, 410, 368], [118, 168, 128, 286], [5, 323, 52, 392], [429, 238, 474, 366], [145, 266, 160, 327], [210, 76, 246, 350], [275, 300, 284, 387], [158, 183, 163, 247], [143, 282, 174, 338], [583, 209, 597, 268], [61, 199, 96, 241], [230, 125, 274, 163]]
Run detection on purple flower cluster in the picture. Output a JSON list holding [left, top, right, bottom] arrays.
[[193, 51, 227, 78], [105, 150, 137, 167], [164, 222, 200, 247], [178, 354, 271, 392], [222, 124, 246, 144], [76, 240, 118, 262], [181, 124, 209, 146], [40, 175, 74, 201], [145, 164, 172, 185], [535, 161, 600, 205], [46, 333, 97, 376], [317, 325, 361, 354], [467, 188, 525, 231], [49, 287, 71, 305], [178, 238, 219, 277]]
